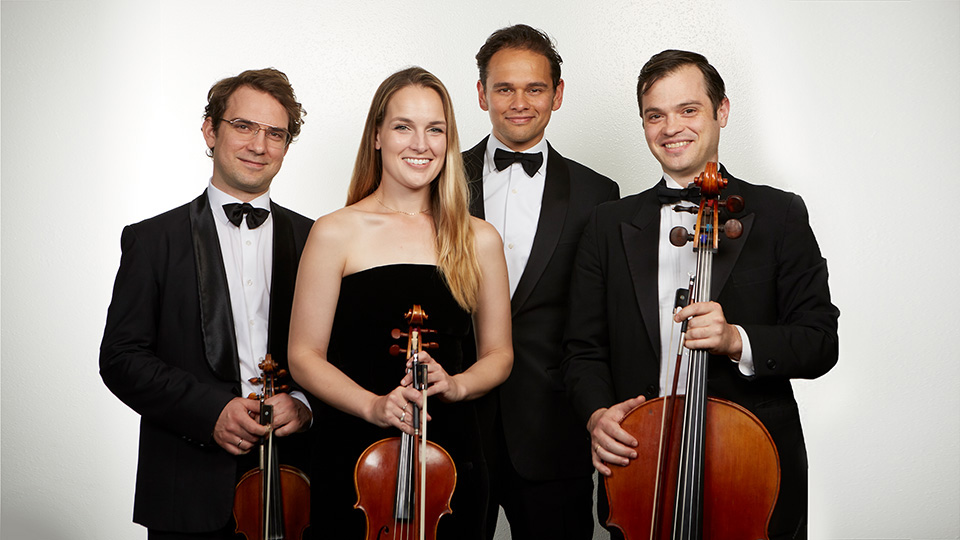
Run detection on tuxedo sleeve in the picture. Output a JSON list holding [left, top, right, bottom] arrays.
[[100, 224, 234, 444], [741, 193, 839, 380], [562, 207, 618, 426]]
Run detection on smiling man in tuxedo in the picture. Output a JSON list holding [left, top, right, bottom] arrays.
[[562, 49, 839, 540], [100, 68, 313, 540], [463, 24, 620, 539]]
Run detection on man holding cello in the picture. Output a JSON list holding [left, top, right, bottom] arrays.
[[561, 50, 839, 539], [100, 68, 313, 539]]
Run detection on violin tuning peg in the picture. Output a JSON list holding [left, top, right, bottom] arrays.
[[276, 369, 288, 378], [721, 195, 744, 213], [249, 377, 262, 384], [246, 393, 259, 400], [277, 384, 291, 392], [422, 342, 439, 350], [391, 328, 408, 340], [389, 344, 406, 356], [722, 219, 744, 240], [669, 226, 692, 247]]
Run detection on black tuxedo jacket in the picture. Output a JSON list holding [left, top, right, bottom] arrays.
[[464, 137, 619, 481], [100, 191, 313, 533], [562, 168, 839, 536]]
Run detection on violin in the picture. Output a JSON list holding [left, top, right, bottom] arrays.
[[354, 305, 457, 540], [233, 354, 311, 540], [605, 162, 780, 539]]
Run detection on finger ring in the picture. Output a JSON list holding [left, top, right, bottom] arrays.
[[595, 444, 601, 454], [400, 412, 406, 423], [238, 438, 244, 448]]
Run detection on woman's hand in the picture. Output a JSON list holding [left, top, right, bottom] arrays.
[[401, 350, 467, 403], [366, 384, 425, 435]]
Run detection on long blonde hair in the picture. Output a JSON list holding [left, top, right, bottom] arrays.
[[346, 67, 480, 312]]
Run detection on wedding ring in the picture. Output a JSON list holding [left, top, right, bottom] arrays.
[[238, 438, 244, 448], [400, 412, 406, 423], [595, 444, 602, 454]]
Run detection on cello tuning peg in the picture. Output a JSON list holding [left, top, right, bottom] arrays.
[[390, 328, 408, 340], [422, 342, 439, 350], [276, 369, 288, 378], [246, 392, 259, 400], [389, 344, 406, 356], [669, 226, 692, 247], [673, 204, 699, 215], [277, 384, 291, 392], [721, 195, 744, 213], [722, 219, 744, 240], [249, 377, 262, 384]]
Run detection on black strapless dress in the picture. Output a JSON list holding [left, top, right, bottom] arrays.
[[308, 264, 488, 539]]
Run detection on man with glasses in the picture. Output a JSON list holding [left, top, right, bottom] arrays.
[[100, 68, 314, 539]]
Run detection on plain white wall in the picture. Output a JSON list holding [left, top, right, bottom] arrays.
[[2, 1, 958, 539]]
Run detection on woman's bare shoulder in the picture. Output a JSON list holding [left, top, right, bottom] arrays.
[[470, 216, 503, 251]]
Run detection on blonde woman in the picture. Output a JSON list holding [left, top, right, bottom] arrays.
[[288, 67, 512, 538]]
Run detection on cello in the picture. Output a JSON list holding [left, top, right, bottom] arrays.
[[604, 162, 780, 539], [354, 304, 457, 540], [233, 354, 311, 540]]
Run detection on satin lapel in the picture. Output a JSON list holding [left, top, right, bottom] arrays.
[[464, 137, 487, 219], [510, 144, 570, 315], [711, 171, 753, 299], [621, 191, 662, 358], [267, 204, 296, 359], [189, 192, 240, 383]]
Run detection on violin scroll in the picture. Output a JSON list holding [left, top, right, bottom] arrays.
[[669, 162, 745, 247]]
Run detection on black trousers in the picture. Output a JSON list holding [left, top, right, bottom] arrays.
[[484, 417, 595, 540]]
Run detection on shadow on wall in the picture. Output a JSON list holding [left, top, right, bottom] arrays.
[[2, 516, 76, 540]]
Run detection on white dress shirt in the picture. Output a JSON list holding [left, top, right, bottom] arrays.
[[656, 173, 755, 396], [482, 135, 549, 297], [206, 183, 309, 410]]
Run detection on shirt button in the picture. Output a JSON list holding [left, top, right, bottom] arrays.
[[512, 188, 518, 194], [247, 280, 253, 286], [246, 240, 252, 246], [507, 243, 514, 249], [249, 319, 255, 326]]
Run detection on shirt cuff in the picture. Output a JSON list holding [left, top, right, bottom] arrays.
[[733, 325, 756, 377], [289, 390, 314, 427]]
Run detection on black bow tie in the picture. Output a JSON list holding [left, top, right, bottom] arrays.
[[494, 148, 544, 177], [223, 202, 270, 229], [656, 181, 701, 204]]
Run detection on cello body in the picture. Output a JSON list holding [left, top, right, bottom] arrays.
[[605, 396, 779, 540]]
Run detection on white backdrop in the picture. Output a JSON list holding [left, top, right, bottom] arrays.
[[2, 1, 958, 539]]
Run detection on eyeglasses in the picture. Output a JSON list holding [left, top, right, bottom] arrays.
[[220, 118, 291, 147]]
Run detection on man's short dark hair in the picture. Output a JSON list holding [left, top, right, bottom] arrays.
[[476, 24, 562, 89], [637, 50, 726, 118], [204, 68, 306, 143]]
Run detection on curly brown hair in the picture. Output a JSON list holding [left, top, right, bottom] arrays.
[[204, 68, 306, 143]]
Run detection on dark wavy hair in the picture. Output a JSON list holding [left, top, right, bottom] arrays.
[[204, 68, 306, 144], [637, 50, 726, 119], [475, 24, 562, 89]]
